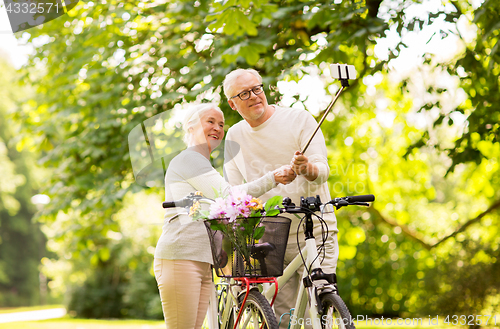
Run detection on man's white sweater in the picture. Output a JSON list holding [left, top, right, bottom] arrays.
[[224, 105, 337, 235]]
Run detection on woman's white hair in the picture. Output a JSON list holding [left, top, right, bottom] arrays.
[[223, 68, 262, 99], [182, 103, 224, 145]]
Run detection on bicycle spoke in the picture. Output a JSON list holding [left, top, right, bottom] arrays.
[[235, 290, 276, 329], [240, 310, 252, 328], [320, 293, 355, 329], [239, 305, 260, 329], [251, 307, 259, 328]]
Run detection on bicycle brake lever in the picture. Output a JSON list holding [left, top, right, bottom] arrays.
[[349, 202, 369, 207], [333, 199, 349, 210]]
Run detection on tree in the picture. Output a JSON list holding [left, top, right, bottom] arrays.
[[0, 56, 47, 306], [15, 0, 500, 318], [409, 0, 500, 173], [14, 0, 388, 311], [16, 0, 390, 223]]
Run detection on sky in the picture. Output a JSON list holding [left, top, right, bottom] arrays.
[[0, 0, 33, 69]]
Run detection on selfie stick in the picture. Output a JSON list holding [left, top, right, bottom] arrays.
[[301, 84, 346, 154], [301, 65, 352, 154]]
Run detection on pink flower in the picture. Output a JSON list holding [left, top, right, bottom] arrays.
[[225, 206, 239, 222], [236, 203, 251, 218], [209, 197, 228, 219], [208, 188, 263, 222], [227, 188, 253, 218], [229, 188, 252, 205]]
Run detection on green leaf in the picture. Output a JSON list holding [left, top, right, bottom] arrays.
[[253, 226, 265, 240], [239, 46, 260, 65], [264, 209, 279, 217], [248, 216, 260, 227], [209, 222, 226, 231], [212, 187, 223, 199], [264, 195, 283, 212], [234, 10, 258, 36]]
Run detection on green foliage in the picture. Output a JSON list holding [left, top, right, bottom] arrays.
[[0, 57, 47, 306], [16, 0, 388, 228], [338, 215, 428, 317], [263, 195, 283, 217], [322, 71, 500, 318], [46, 191, 164, 319], [422, 239, 500, 319], [67, 244, 161, 319], [67, 261, 126, 318], [12, 0, 500, 320], [406, 0, 500, 172]]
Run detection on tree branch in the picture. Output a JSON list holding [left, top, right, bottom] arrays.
[[366, 0, 383, 18], [430, 198, 500, 248], [368, 198, 500, 250], [369, 206, 433, 250], [449, 0, 465, 16]]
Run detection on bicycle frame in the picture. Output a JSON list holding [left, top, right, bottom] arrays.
[[207, 212, 337, 329], [207, 276, 279, 329], [208, 278, 238, 329], [261, 238, 328, 329], [163, 193, 375, 329], [166, 193, 372, 329]]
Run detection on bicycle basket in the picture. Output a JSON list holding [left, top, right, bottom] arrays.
[[205, 216, 291, 278]]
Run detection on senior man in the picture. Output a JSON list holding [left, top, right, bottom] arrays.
[[222, 68, 339, 328]]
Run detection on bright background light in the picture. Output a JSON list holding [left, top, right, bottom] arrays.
[[0, 0, 32, 69], [31, 194, 51, 205]]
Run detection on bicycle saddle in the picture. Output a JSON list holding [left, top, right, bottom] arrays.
[[250, 242, 276, 257]]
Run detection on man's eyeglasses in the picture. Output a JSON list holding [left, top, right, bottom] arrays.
[[230, 84, 264, 101]]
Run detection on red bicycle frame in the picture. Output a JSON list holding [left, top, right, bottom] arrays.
[[233, 277, 279, 329]]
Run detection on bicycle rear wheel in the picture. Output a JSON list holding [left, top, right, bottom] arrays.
[[216, 283, 234, 329], [319, 292, 355, 329], [236, 289, 278, 329]]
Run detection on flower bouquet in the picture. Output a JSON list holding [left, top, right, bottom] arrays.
[[190, 189, 290, 277]]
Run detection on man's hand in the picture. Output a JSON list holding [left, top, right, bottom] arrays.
[[273, 165, 297, 185], [290, 151, 318, 181]]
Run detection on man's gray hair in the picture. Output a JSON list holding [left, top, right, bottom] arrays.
[[223, 68, 262, 99], [182, 103, 224, 145]]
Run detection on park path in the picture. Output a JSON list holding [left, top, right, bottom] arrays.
[[0, 308, 66, 323]]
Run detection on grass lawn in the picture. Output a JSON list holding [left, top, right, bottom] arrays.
[[1, 306, 498, 329], [0, 317, 165, 329], [0, 316, 461, 329], [4, 317, 500, 329]]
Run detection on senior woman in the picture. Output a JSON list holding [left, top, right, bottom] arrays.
[[154, 103, 296, 329]]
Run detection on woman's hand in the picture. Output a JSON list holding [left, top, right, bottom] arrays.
[[273, 165, 297, 185]]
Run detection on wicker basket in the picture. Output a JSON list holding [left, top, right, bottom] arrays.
[[205, 216, 291, 278]]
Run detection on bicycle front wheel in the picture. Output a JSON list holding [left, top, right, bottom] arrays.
[[319, 292, 355, 329], [236, 289, 278, 329]]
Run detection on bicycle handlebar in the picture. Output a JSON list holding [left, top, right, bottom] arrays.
[[162, 193, 374, 212], [162, 194, 208, 208], [280, 194, 375, 214], [162, 199, 192, 208], [343, 194, 375, 203]]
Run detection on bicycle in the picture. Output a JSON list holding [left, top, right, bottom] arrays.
[[162, 192, 374, 329], [163, 194, 287, 329], [260, 194, 375, 329]]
